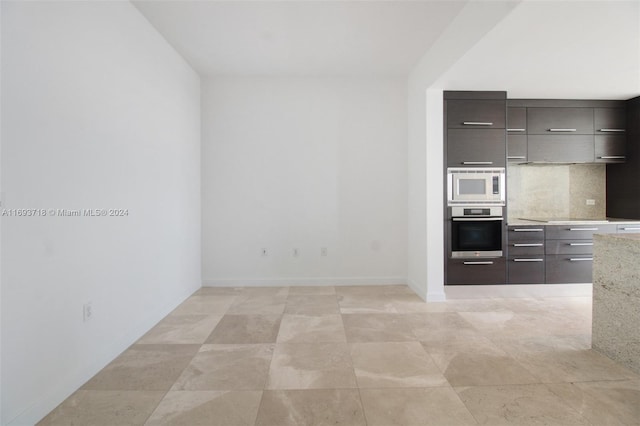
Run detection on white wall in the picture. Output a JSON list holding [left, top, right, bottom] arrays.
[[202, 77, 407, 286], [407, 1, 518, 300], [1, 2, 201, 424]]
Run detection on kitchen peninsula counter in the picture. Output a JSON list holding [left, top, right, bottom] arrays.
[[592, 233, 640, 374]]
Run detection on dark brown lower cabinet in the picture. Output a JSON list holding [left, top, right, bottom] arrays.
[[508, 257, 545, 284], [545, 240, 594, 255], [545, 255, 593, 284], [447, 258, 506, 285]]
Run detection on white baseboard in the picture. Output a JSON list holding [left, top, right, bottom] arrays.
[[202, 277, 407, 287], [445, 283, 592, 299], [426, 290, 447, 302], [407, 279, 426, 301], [10, 287, 197, 426]]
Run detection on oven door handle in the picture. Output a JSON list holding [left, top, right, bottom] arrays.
[[452, 217, 504, 221]]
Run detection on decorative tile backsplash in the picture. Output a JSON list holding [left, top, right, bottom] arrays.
[[507, 164, 606, 219]]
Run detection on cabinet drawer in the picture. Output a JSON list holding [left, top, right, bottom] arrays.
[[527, 107, 594, 135], [594, 108, 626, 133], [447, 258, 506, 285], [507, 134, 527, 162], [546, 240, 593, 255], [545, 224, 616, 240], [545, 255, 593, 284], [528, 135, 594, 163], [617, 224, 640, 233], [508, 257, 545, 284], [447, 128, 506, 167], [508, 226, 545, 241], [595, 135, 626, 163], [508, 241, 545, 256], [447, 100, 506, 129]]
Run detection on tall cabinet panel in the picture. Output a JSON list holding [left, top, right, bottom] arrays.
[[607, 96, 640, 218], [443, 91, 507, 285]]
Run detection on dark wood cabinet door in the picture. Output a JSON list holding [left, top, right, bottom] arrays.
[[545, 255, 593, 284], [527, 107, 594, 135], [447, 100, 506, 129], [595, 135, 626, 163], [594, 108, 626, 134], [508, 226, 545, 241], [507, 134, 527, 162], [507, 107, 527, 132], [507, 241, 545, 256], [617, 224, 640, 233], [545, 224, 616, 240], [447, 129, 506, 167], [527, 135, 594, 163], [508, 257, 545, 284], [447, 258, 506, 285], [546, 240, 594, 255]]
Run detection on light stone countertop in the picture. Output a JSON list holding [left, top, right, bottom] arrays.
[[595, 233, 640, 242], [506, 218, 640, 226], [592, 233, 640, 374]]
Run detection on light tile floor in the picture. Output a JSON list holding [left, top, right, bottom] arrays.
[[39, 285, 640, 425]]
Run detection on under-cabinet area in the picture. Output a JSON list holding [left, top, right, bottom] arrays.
[[444, 91, 640, 286]]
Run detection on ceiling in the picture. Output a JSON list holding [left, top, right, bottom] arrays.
[[132, 0, 467, 77], [436, 0, 640, 99]]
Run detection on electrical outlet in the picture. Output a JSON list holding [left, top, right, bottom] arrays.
[[321, 247, 328, 257], [83, 302, 93, 322], [293, 248, 299, 257], [261, 248, 268, 257], [586, 199, 596, 206]]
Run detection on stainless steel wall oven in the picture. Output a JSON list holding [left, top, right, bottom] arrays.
[[450, 206, 504, 258]]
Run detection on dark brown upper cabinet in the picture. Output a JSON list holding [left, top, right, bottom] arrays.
[[507, 107, 527, 162], [446, 100, 506, 129], [595, 135, 626, 163], [527, 107, 594, 135], [507, 107, 526, 132], [594, 108, 626, 134], [447, 129, 507, 167], [444, 92, 507, 169], [507, 99, 627, 164], [528, 135, 594, 163]]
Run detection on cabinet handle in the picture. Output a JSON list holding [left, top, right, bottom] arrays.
[[598, 156, 626, 160], [569, 258, 593, 262], [462, 161, 493, 165], [622, 227, 640, 231], [463, 261, 494, 265], [513, 228, 544, 232], [462, 122, 493, 126], [598, 129, 625, 133], [567, 242, 593, 246], [548, 128, 577, 132], [513, 243, 543, 247], [453, 217, 504, 222], [507, 128, 526, 132], [513, 258, 543, 262], [568, 228, 598, 231], [508, 156, 527, 160]]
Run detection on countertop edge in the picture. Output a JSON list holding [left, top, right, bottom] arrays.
[[507, 218, 640, 226]]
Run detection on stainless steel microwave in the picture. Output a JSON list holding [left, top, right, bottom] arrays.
[[447, 167, 505, 206]]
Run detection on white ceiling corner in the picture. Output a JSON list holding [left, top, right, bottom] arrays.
[[132, 0, 467, 77]]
